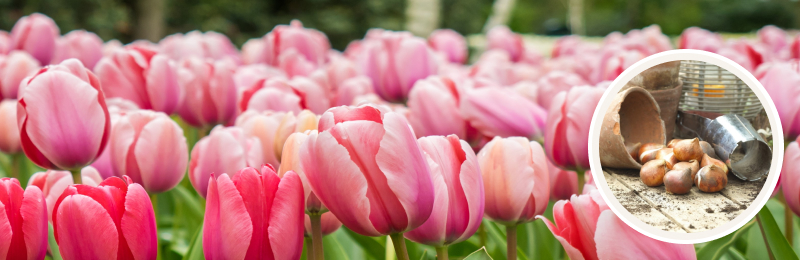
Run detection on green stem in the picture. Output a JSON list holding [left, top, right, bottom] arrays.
[[780, 192, 794, 245], [577, 168, 585, 195], [305, 237, 315, 260], [436, 246, 448, 260], [151, 193, 161, 260], [507, 224, 517, 260], [309, 214, 324, 260], [9, 153, 22, 180], [478, 223, 487, 248], [756, 215, 777, 260], [389, 233, 409, 260], [69, 169, 82, 185]]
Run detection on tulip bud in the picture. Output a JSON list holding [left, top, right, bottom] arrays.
[[95, 46, 180, 114], [10, 13, 59, 64], [428, 29, 468, 64], [52, 30, 103, 69], [0, 178, 48, 260], [189, 126, 264, 198], [783, 138, 800, 216], [239, 77, 330, 115], [407, 76, 466, 138], [487, 26, 524, 62], [176, 57, 238, 128], [159, 31, 240, 62], [28, 167, 103, 221], [461, 87, 546, 140], [545, 86, 605, 170], [0, 51, 40, 99], [548, 160, 579, 200], [0, 100, 20, 154]]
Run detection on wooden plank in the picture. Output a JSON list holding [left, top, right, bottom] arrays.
[[604, 171, 687, 233]]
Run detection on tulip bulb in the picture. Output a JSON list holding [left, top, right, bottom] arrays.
[[672, 160, 700, 181], [639, 149, 659, 164], [639, 143, 665, 158], [655, 148, 678, 169], [673, 138, 704, 162], [664, 168, 693, 194], [696, 165, 728, 192], [626, 142, 642, 161], [701, 153, 729, 174], [666, 139, 681, 148], [640, 159, 668, 187], [699, 141, 718, 159]]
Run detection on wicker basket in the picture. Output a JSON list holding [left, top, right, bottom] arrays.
[[678, 60, 763, 120]]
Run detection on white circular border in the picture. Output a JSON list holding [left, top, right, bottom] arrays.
[[587, 49, 785, 244]]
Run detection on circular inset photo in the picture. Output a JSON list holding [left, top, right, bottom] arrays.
[[588, 50, 784, 244]]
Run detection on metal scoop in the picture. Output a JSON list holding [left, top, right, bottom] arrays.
[[676, 111, 772, 181]]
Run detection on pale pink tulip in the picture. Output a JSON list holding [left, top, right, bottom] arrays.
[[260, 20, 330, 68], [460, 87, 546, 140], [28, 167, 103, 221], [469, 50, 516, 87], [52, 30, 103, 69], [0, 31, 10, 55], [0, 51, 40, 100], [102, 40, 124, 57], [53, 176, 157, 260], [478, 137, 549, 224], [487, 26, 525, 62], [335, 76, 374, 107], [159, 31, 240, 63], [238, 76, 330, 114], [0, 177, 48, 260], [756, 61, 800, 139], [235, 110, 317, 169], [110, 110, 188, 193], [241, 38, 264, 65], [404, 135, 484, 246], [679, 27, 723, 52], [176, 57, 238, 128], [726, 38, 768, 71], [535, 71, 587, 110], [0, 100, 20, 154], [783, 136, 800, 216], [203, 166, 304, 260], [233, 64, 286, 91], [428, 29, 468, 64], [758, 25, 788, 56], [593, 47, 645, 83], [545, 86, 604, 171], [90, 98, 140, 179], [407, 76, 466, 138], [189, 126, 264, 198], [279, 48, 317, 77], [17, 59, 111, 170], [300, 104, 435, 236], [547, 160, 578, 201], [323, 55, 360, 95], [95, 46, 180, 114], [10, 13, 59, 65]]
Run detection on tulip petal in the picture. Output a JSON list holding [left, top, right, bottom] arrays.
[[783, 142, 800, 215], [403, 152, 448, 246], [595, 211, 697, 260], [145, 55, 179, 114], [233, 167, 275, 259], [134, 117, 188, 193], [95, 58, 146, 107], [21, 186, 47, 260], [479, 137, 536, 224], [203, 174, 253, 260], [0, 200, 11, 259], [537, 201, 589, 260], [55, 194, 119, 260], [120, 184, 157, 260], [268, 171, 304, 260], [456, 138, 484, 243], [529, 142, 550, 217]]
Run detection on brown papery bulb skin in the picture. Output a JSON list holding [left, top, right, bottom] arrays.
[[672, 160, 700, 181], [639, 149, 659, 164], [664, 168, 693, 194], [699, 141, 718, 159], [667, 139, 681, 148], [696, 165, 727, 192], [674, 138, 704, 162], [701, 153, 729, 174], [639, 143, 665, 157], [640, 159, 669, 187], [655, 148, 678, 169], [627, 142, 642, 161]]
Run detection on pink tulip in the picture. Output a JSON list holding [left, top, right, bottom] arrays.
[[235, 110, 317, 170], [548, 160, 579, 201], [110, 110, 188, 193], [428, 29, 468, 64], [0, 100, 20, 154], [95, 46, 180, 114], [545, 86, 604, 171], [783, 136, 800, 216], [758, 25, 788, 56], [53, 176, 157, 260], [90, 98, 140, 179], [159, 31, 240, 63], [726, 39, 768, 72], [278, 48, 317, 77], [407, 76, 466, 138], [593, 47, 645, 83], [102, 40, 124, 57], [0, 31, 10, 55], [189, 126, 264, 198], [10, 13, 59, 65], [238, 76, 330, 114], [203, 165, 304, 260], [404, 135, 484, 246], [0, 178, 47, 260], [176, 57, 238, 128], [539, 190, 697, 260], [460, 87, 547, 140], [321, 55, 360, 96], [0, 51, 41, 100], [260, 20, 330, 68], [487, 26, 525, 62], [535, 71, 587, 111], [28, 167, 104, 221], [334, 76, 374, 106], [52, 30, 104, 69], [17, 58, 111, 170], [300, 104, 435, 236], [241, 38, 264, 65], [679, 27, 723, 52], [478, 137, 549, 224], [469, 50, 516, 87], [756, 61, 800, 139], [582, 170, 597, 193], [233, 64, 286, 92]]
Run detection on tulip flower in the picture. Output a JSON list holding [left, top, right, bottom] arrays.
[[460, 87, 547, 140], [300, 104, 435, 259], [783, 136, 800, 216], [321, 55, 359, 94], [259, 20, 330, 68], [241, 38, 264, 65], [189, 126, 264, 198], [110, 110, 188, 193], [548, 160, 579, 201], [535, 71, 587, 111], [404, 135, 484, 259], [679, 27, 723, 52], [53, 176, 157, 260], [756, 61, 800, 139], [0, 100, 20, 154], [10, 13, 59, 65], [538, 190, 697, 260], [203, 165, 304, 260], [0, 51, 40, 100], [593, 47, 645, 83], [159, 31, 240, 63], [487, 26, 525, 62], [334, 76, 374, 107], [52, 30, 104, 69], [17, 59, 111, 181], [28, 167, 103, 221], [233, 64, 286, 91], [0, 178, 48, 260], [89, 98, 140, 179], [176, 57, 238, 128], [0, 31, 10, 55], [235, 110, 317, 169], [95, 46, 180, 114], [545, 86, 605, 171], [428, 29, 468, 64], [238, 76, 330, 114], [407, 76, 467, 138], [757, 25, 788, 56]]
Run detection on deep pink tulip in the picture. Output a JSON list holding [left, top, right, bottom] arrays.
[[0, 178, 47, 260], [90, 98, 140, 179], [53, 176, 157, 260], [28, 167, 103, 221], [407, 76, 466, 138], [783, 137, 800, 215], [95, 46, 180, 114], [260, 20, 330, 68], [235, 110, 317, 170], [535, 71, 587, 111], [52, 30, 103, 69], [404, 135, 484, 246], [203, 166, 304, 260], [548, 160, 578, 201], [300, 104, 435, 236], [238, 76, 330, 114], [460, 87, 547, 140], [0, 100, 20, 154], [428, 29, 468, 64], [10, 13, 59, 65], [189, 126, 264, 198], [176, 57, 238, 128], [110, 110, 187, 193], [539, 190, 697, 260], [679, 27, 723, 52], [756, 61, 800, 139], [487, 26, 525, 62], [159, 31, 240, 63], [478, 137, 549, 224], [545, 86, 604, 171], [17, 58, 111, 170], [0, 51, 40, 100]]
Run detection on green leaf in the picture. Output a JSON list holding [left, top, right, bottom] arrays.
[[726, 247, 747, 260], [183, 227, 204, 260], [324, 229, 366, 260], [418, 250, 427, 260], [464, 247, 493, 260], [697, 220, 756, 260], [342, 227, 385, 259], [756, 206, 799, 260], [48, 222, 62, 260]]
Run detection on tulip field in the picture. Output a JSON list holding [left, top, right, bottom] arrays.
[[3, 12, 800, 260]]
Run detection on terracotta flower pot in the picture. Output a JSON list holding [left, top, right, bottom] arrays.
[[600, 87, 666, 169], [648, 81, 683, 140]]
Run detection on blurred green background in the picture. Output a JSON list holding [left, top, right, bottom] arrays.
[[1, 0, 799, 50]]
